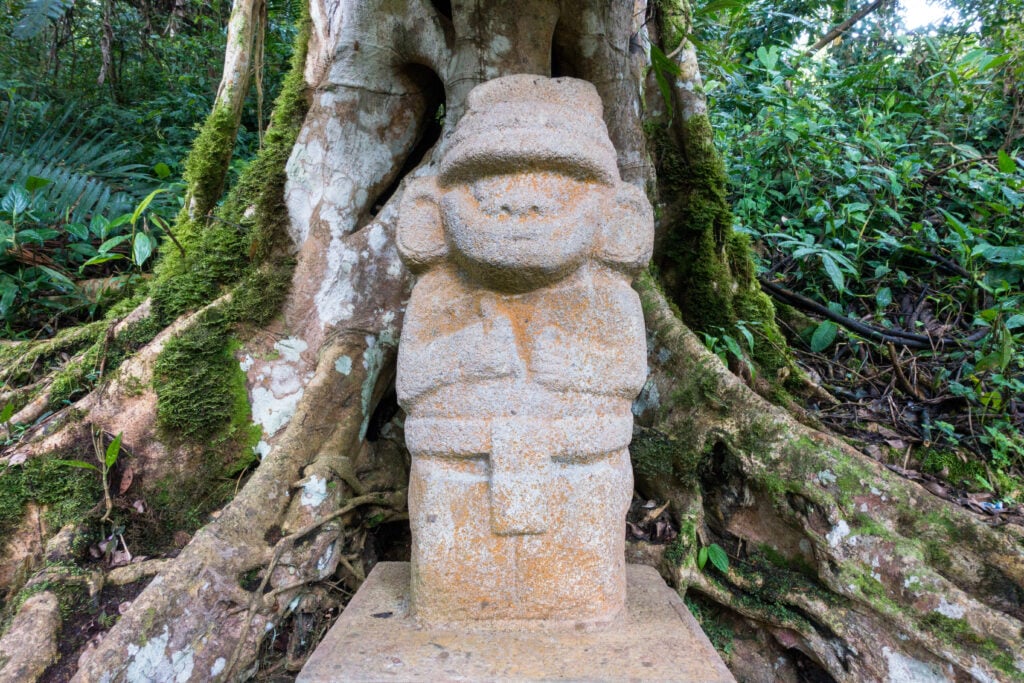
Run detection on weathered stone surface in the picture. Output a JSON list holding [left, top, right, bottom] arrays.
[[298, 562, 736, 682], [395, 74, 654, 626]]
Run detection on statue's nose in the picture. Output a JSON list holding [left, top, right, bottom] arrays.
[[487, 185, 558, 216], [498, 200, 542, 215]]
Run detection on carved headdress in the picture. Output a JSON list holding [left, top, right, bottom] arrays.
[[438, 75, 621, 186]]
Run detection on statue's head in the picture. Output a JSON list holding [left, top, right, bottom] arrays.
[[397, 75, 653, 291]]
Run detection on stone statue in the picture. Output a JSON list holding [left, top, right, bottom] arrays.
[[396, 75, 654, 627]]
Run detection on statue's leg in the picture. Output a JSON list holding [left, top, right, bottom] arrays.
[[409, 428, 631, 624]]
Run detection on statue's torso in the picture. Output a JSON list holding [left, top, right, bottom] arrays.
[[397, 263, 647, 421]]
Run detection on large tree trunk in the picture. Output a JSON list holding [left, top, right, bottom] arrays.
[[1, 1, 1021, 681]]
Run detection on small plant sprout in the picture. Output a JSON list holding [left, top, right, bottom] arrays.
[[698, 542, 730, 574], [53, 428, 123, 522]]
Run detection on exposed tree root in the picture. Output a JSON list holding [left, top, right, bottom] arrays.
[[67, 329, 390, 682], [636, 272, 1024, 681], [0, 592, 60, 683]]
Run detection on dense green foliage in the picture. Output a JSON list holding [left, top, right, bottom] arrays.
[[0, 0, 298, 337], [704, 0, 1024, 499]]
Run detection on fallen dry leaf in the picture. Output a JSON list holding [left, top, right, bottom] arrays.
[[118, 466, 134, 495]]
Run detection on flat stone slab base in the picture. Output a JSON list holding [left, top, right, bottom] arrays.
[[298, 562, 735, 682]]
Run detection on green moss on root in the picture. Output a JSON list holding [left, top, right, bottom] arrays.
[[631, 426, 704, 482], [182, 105, 240, 222], [649, 116, 734, 332], [135, 327, 260, 553], [0, 322, 105, 393], [152, 308, 236, 440], [45, 314, 164, 410], [648, 118, 797, 394], [920, 613, 1023, 679], [150, 9, 309, 447], [684, 595, 735, 656], [150, 9, 310, 325], [0, 450, 103, 542]]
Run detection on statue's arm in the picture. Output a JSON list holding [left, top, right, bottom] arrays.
[[531, 276, 647, 397]]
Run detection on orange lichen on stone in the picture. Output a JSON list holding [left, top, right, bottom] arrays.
[[395, 75, 654, 628]]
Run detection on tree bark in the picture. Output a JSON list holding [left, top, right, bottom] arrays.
[[185, 0, 268, 218]]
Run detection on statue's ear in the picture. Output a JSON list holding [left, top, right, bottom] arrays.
[[595, 183, 654, 274], [396, 176, 447, 273]]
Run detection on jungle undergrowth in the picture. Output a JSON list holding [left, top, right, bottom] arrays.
[[707, 27, 1024, 513]]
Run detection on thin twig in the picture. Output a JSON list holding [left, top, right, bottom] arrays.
[[924, 154, 999, 184], [887, 342, 925, 401], [806, 0, 888, 55]]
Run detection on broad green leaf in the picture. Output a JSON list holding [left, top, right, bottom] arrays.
[[65, 222, 89, 241], [3, 186, 30, 216], [756, 45, 778, 70], [108, 214, 132, 230], [90, 215, 111, 239], [810, 321, 838, 353], [52, 459, 99, 472], [723, 334, 743, 361], [999, 329, 1013, 369], [980, 54, 1009, 72], [738, 325, 754, 351], [876, 287, 893, 310], [974, 352, 1002, 373], [649, 44, 680, 116], [68, 243, 97, 257], [0, 281, 17, 315], [82, 253, 127, 267], [16, 229, 46, 244], [132, 232, 154, 266], [997, 149, 1017, 174], [25, 176, 52, 193], [953, 143, 981, 159], [1001, 185, 1022, 207], [105, 432, 122, 468], [707, 543, 729, 573], [98, 234, 130, 253], [38, 266, 76, 292], [1004, 314, 1024, 330], [131, 188, 166, 227], [821, 253, 846, 292], [697, 547, 708, 570], [153, 162, 171, 179], [978, 390, 1002, 410]]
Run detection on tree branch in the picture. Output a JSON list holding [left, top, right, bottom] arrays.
[[757, 276, 988, 349], [806, 0, 888, 55]]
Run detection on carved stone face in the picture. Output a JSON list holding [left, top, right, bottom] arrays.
[[440, 171, 602, 290]]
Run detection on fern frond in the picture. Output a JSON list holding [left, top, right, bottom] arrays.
[[12, 0, 74, 41], [0, 99, 148, 222]]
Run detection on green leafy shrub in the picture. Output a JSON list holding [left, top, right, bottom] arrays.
[[709, 18, 1023, 496]]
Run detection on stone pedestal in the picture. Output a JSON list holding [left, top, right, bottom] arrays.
[[297, 562, 735, 682]]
